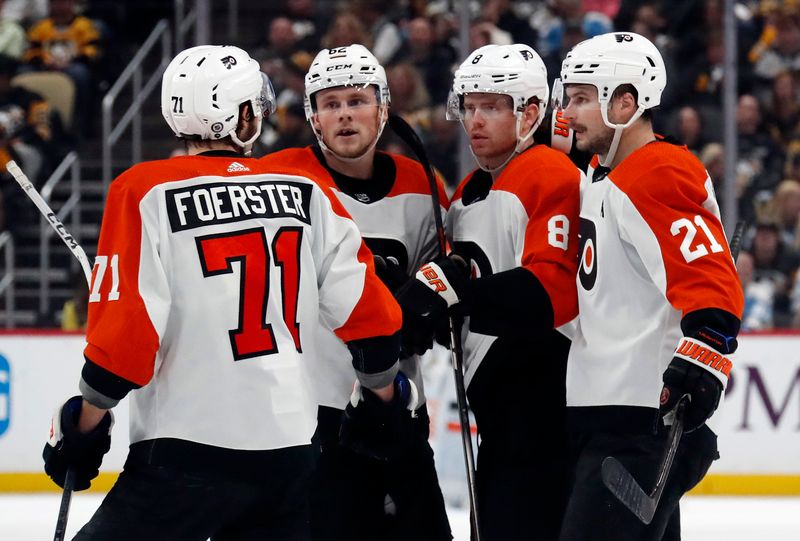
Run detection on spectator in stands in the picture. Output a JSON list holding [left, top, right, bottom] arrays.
[[785, 135, 800, 180], [0, 0, 47, 26], [320, 13, 372, 50], [252, 17, 300, 98], [469, 19, 512, 49], [737, 94, 785, 219], [737, 250, 775, 330], [391, 17, 454, 104], [772, 179, 800, 248], [748, 219, 800, 327], [675, 105, 707, 155], [284, 0, 323, 51], [0, 0, 25, 59], [423, 104, 459, 191], [259, 98, 314, 154], [386, 62, 430, 131], [351, 0, 402, 63], [23, 0, 102, 136], [763, 71, 800, 146], [679, 28, 725, 109], [529, 0, 613, 60], [480, 0, 537, 47], [753, 6, 800, 81], [0, 54, 67, 235]]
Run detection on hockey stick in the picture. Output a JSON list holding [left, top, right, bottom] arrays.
[[388, 114, 482, 540], [601, 219, 747, 524], [6, 160, 92, 540], [6, 161, 93, 286], [53, 469, 77, 541]]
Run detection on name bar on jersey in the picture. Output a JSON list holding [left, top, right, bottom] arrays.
[[166, 180, 313, 232]]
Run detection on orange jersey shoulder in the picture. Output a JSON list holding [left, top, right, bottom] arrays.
[[609, 141, 743, 318]]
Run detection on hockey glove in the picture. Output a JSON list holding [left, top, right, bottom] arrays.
[[660, 327, 736, 432], [339, 372, 420, 461], [43, 396, 114, 491], [395, 255, 469, 356], [373, 254, 409, 294]]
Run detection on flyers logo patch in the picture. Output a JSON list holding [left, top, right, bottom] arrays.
[[578, 218, 598, 291]]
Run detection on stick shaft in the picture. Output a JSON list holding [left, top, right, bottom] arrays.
[[6, 160, 92, 286]]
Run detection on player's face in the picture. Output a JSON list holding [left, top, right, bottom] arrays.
[[462, 93, 518, 169], [311, 86, 383, 159], [562, 84, 614, 155]]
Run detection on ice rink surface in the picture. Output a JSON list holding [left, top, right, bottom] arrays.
[[0, 493, 798, 540]]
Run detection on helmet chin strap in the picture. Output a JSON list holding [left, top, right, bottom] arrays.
[[470, 114, 536, 174], [598, 125, 624, 168], [230, 113, 263, 157], [314, 105, 388, 163], [598, 103, 645, 168]]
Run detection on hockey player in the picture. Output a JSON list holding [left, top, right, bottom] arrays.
[[260, 44, 452, 541], [551, 32, 744, 540], [397, 44, 582, 540], [41, 45, 405, 540]]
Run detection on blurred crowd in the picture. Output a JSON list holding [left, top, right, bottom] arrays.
[[0, 0, 121, 236], [252, 0, 800, 331], [5, 0, 800, 331]]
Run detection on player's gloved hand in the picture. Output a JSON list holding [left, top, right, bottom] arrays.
[[395, 255, 469, 356], [373, 254, 409, 294], [43, 396, 114, 491], [659, 327, 736, 432], [339, 372, 419, 461]]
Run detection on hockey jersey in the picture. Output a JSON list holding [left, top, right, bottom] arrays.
[[448, 145, 582, 386], [568, 142, 743, 429], [81, 152, 401, 452], [261, 146, 449, 409]]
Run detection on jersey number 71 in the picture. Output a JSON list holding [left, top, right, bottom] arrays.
[[196, 226, 303, 361]]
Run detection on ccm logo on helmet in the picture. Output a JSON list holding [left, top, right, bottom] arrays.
[[326, 64, 353, 71]]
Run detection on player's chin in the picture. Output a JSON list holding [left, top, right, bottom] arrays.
[[333, 140, 369, 158]]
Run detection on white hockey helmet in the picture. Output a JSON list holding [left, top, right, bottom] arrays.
[[161, 45, 276, 151], [303, 44, 390, 120], [558, 32, 666, 130], [447, 43, 549, 132]]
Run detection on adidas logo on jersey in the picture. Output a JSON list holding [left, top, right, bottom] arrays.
[[227, 161, 250, 173]]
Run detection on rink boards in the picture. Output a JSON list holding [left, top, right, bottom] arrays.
[[0, 331, 798, 496]]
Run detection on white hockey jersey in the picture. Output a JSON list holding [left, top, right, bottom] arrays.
[[447, 145, 582, 386], [568, 142, 743, 421], [262, 147, 448, 409], [83, 153, 401, 452]]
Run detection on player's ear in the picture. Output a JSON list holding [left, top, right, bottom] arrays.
[[521, 102, 539, 134], [237, 102, 257, 141]]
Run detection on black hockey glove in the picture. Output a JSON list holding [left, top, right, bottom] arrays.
[[660, 327, 736, 433], [339, 372, 419, 462], [373, 254, 409, 294], [43, 396, 114, 491], [395, 255, 469, 356]]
